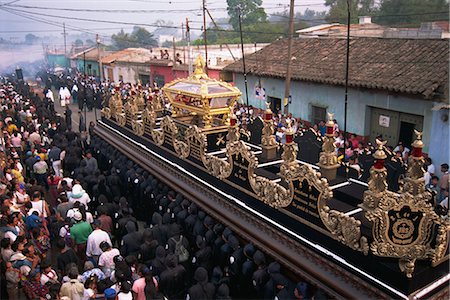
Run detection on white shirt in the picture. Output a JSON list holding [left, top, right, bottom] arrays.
[[427, 164, 436, 175], [86, 229, 111, 257], [69, 193, 91, 207], [41, 269, 58, 285], [440, 197, 448, 209]]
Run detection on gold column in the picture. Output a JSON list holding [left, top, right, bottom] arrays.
[[317, 113, 339, 181], [261, 102, 278, 160]]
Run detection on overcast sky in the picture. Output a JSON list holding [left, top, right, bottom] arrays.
[[0, 0, 327, 42]]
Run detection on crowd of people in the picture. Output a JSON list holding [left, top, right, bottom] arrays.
[[0, 76, 324, 299]]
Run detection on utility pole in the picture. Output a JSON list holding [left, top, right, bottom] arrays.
[[186, 17, 192, 75], [173, 36, 176, 65], [62, 23, 67, 56], [238, 7, 249, 107], [202, 0, 208, 73], [182, 22, 186, 65], [283, 0, 295, 115], [343, 0, 351, 158], [96, 34, 103, 82]]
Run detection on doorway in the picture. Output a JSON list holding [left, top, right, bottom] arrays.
[[398, 121, 415, 148], [268, 96, 281, 114]]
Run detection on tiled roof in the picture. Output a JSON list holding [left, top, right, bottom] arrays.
[[223, 37, 449, 100], [70, 48, 112, 61], [101, 48, 153, 64]]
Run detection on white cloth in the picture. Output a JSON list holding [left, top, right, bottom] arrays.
[[46, 90, 54, 102], [440, 197, 448, 209], [31, 200, 47, 217], [86, 229, 111, 257], [83, 288, 95, 300], [427, 164, 436, 175]]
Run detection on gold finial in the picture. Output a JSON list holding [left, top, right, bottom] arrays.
[[326, 112, 335, 127], [265, 101, 271, 110], [374, 139, 387, 160], [285, 119, 293, 135], [412, 130, 424, 149], [194, 55, 206, 75], [414, 129, 422, 140], [327, 112, 334, 122]]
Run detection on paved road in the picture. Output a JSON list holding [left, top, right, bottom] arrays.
[[50, 89, 99, 133]]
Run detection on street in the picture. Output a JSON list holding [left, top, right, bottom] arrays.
[[50, 89, 99, 133]]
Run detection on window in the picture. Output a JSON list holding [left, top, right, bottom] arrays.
[[311, 105, 326, 125], [220, 71, 233, 83], [154, 75, 165, 88]]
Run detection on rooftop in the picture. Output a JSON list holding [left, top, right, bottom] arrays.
[[223, 37, 449, 100], [101, 48, 152, 64]]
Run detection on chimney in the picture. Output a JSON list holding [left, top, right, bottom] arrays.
[[359, 16, 372, 25]]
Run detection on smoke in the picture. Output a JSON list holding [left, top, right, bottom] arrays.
[[0, 44, 45, 79]]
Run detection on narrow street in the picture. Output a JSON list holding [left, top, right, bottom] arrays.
[[50, 89, 99, 133]]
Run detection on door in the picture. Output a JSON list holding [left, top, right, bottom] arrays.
[[107, 68, 114, 81], [369, 107, 424, 148], [268, 96, 281, 114], [398, 122, 415, 148], [398, 112, 423, 148], [139, 74, 150, 85], [369, 107, 399, 147]]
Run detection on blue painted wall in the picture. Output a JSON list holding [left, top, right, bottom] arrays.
[[75, 59, 100, 77], [428, 109, 450, 178], [233, 73, 446, 167]]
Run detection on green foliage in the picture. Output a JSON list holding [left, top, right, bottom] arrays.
[[227, 0, 267, 31], [375, 0, 449, 26], [111, 27, 158, 50], [85, 39, 95, 46], [325, 0, 374, 23]]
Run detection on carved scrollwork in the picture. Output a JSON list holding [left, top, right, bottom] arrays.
[[131, 120, 144, 136], [364, 184, 442, 277], [151, 129, 164, 146], [173, 139, 190, 159], [142, 108, 156, 128], [101, 108, 111, 119], [431, 217, 450, 266], [250, 175, 292, 208], [160, 116, 178, 136], [116, 114, 126, 127], [320, 207, 369, 254]]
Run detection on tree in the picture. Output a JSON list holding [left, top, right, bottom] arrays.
[[111, 27, 157, 50], [132, 26, 158, 47], [227, 0, 267, 31], [325, 0, 377, 23], [376, 0, 449, 25], [85, 39, 95, 46], [25, 33, 39, 45], [74, 39, 84, 47]]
